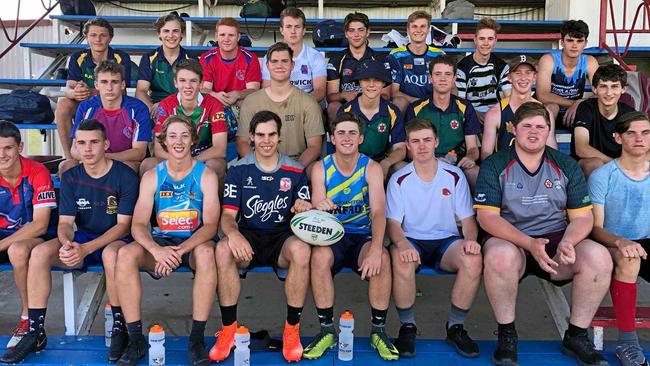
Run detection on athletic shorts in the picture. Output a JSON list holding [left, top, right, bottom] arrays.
[[145, 235, 193, 280], [0, 230, 58, 265], [239, 228, 294, 279], [74, 230, 132, 270], [330, 233, 372, 275], [523, 230, 572, 286], [0, 232, 8, 264], [637, 238, 650, 283], [406, 236, 461, 273]]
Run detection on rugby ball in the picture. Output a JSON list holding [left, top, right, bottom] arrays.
[[290, 210, 344, 246]]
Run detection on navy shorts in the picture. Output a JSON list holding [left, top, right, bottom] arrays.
[[638, 239, 650, 283], [239, 228, 294, 280], [144, 235, 195, 280], [73, 230, 132, 270], [330, 233, 372, 275], [406, 236, 461, 273]]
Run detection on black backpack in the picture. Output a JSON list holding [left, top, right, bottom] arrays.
[[0, 90, 54, 124], [60, 0, 96, 16], [312, 20, 348, 48]]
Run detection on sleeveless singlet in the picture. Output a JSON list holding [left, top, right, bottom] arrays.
[[550, 51, 588, 114]]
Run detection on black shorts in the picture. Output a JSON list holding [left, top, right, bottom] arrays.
[[239, 228, 294, 278], [146, 236, 193, 280], [330, 233, 372, 275], [406, 236, 461, 273], [0, 250, 8, 264], [638, 238, 650, 283], [523, 230, 572, 286]]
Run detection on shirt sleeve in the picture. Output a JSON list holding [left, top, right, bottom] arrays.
[[30, 165, 57, 209], [405, 102, 416, 123], [293, 171, 311, 203], [261, 56, 270, 81], [387, 53, 403, 85], [58, 172, 75, 216], [222, 167, 242, 211], [389, 104, 406, 145], [154, 99, 170, 133], [236, 95, 254, 138], [564, 157, 592, 210], [137, 52, 153, 82], [117, 166, 139, 215], [455, 66, 468, 99], [245, 55, 262, 84], [454, 169, 475, 220], [474, 157, 502, 211], [72, 101, 90, 138], [207, 98, 228, 134], [498, 63, 512, 92], [588, 165, 608, 206], [462, 101, 483, 135], [133, 101, 153, 142], [573, 101, 593, 130], [302, 94, 325, 138], [67, 53, 82, 82], [326, 53, 341, 82], [312, 51, 327, 78], [385, 175, 404, 222], [199, 52, 214, 85]]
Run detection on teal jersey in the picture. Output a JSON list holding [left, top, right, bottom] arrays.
[[153, 160, 206, 239], [323, 154, 371, 234]]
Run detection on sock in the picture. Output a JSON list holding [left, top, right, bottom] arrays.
[[220, 304, 237, 327], [286, 305, 303, 326], [396, 306, 416, 325], [20, 315, 28, 321], [618, 330, 640, 346], [567, 323, 587, 337], [27, 308, 47, 337], [448, 303, 469, 328], [316, 307, 334, 333], [111, 305, 126, 333], [371, 307, 388, 334], [126, 320, 143, 338], [498, 322, 516, 334], [611, 279, 637, 333], [190, 320, 207, 343]]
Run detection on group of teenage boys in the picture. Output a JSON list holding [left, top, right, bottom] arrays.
[[0, 7, 647, 366]]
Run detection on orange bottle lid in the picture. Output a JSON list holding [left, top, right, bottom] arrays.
[[236, 326, 249, 334], [341, 311, 353, 320], [150, 324, 164, 333]]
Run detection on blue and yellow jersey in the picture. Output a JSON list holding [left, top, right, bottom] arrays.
[[386, 44, 444, 99], [323, 154, 371, 234]]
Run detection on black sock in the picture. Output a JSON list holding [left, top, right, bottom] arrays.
[[111, 305, 126, 333], [220, 304, 237, 326], [190, 320, 207, 343], [567, 323, 587, 337], [286, 305, 303, 326], [371, 307, 388, 334], [27, 308, 47, 337], [316, 307, 334, 333], [498, 322, 516, 334], [126, 320, 143, 338]]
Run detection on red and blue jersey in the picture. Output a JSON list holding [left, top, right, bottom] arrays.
[[222, 153, 310, 232], [73, 95, 153, 153], [199, 46, 261, 93], [0, 157, 56, 235]]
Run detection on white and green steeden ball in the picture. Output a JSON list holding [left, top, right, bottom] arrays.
[[290, 210, 344, 246]]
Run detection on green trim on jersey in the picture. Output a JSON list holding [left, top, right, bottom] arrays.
[[411, 98, 467, 157]]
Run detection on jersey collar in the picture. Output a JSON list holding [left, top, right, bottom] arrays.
[[427, 94, 461, 114]]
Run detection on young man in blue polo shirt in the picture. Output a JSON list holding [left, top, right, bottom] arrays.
[[1, 119, 138, 364]]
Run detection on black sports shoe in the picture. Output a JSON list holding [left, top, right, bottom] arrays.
[[394, 323, 417, 358], [116, 334, 148, 366], [493, 327, 518, 366], [189, 340, 210, 366], [561, 330, 609, 366], [108, 331, 129, 362], [446, 323, 479, 358], [0, 332, 47, 363]]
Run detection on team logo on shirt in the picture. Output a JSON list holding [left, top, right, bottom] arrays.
[[343, 68, 353, 76], [377, 123, 387, 133], [475, 193, 486, 203], [280, 178, 292, 192], [553, 180, 562, 189], [76, 198, 91, 210], [122, 126, 134, 139], [236, 70, 245, 81], [450, 120, 459, 129], [544, 179, 553, 188], [158, 107, 166, 118], [301, 65, 309, 74], [158, 209, 200, 231], [106, 196, 117, 215], [441, 187, 452, 198]]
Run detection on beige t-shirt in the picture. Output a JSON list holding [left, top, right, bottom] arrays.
[[238, 87, 324, 159]]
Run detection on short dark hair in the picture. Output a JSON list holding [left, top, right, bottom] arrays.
[[250, 110, 282, 136], [405, 118, 436, 138], [560, 20, 589, 39], [344, 12, 369, 31], [615, 111, 650, 134], [83, 17, 114, 38], [94, 60, 125, 82], [476, 17, 500, 34], [592, 64, 627, 88], [330, 112, 364, 135], [76, 119, 106, 140], [429, 55, 457, 74], [156, 115, 198, 153], [174, 58, 203, 80], [280, 7, 306, 27], [154, 13, 186, 34], [0, 120, 21, 144], [514, 101, 550, 127], [266, 42, 294, 62]]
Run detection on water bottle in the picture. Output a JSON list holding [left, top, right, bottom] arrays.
[[148, 324, 165, 366], [234, 326, 250, 366], [444, 150, 458, 165], [338, 311, 354, 361], [104, 304, 112, 347]]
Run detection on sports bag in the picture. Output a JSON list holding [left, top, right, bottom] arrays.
[[60, 0, 96, 16], [0, 90, 54, 124], [312, 20, 348, 47], [240, 0, 272, 18]]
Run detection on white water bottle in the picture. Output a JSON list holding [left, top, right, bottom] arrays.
[[338, 311, 354, 361], [234, 326, 250, 366], [104, 304, 112, 347], [148, 324, 165, 366]]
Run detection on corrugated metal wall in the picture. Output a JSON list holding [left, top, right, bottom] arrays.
[[0, 21, 55, 79], [473, 6, 544, 20]]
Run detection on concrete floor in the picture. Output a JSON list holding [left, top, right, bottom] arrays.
[[1, 271, 649, 342]]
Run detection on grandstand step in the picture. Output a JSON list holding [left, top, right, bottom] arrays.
[[0, 79, 65, 89], [0, 336, 640, 365]]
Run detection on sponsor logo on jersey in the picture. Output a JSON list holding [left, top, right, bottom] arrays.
[[291, 79, 313, 86], [330, 202, 365, 215], [450, 120, 459, 129], [301, 64, 309, 74], [582, 195, 590, 203], [475, 193, 486, 203], [261, 176, 273, 181], [403, 74, 429, 86], [553, 179, 562, 190], [414, 58, 425, 66], [37, 190, 56, 201], [160, 191, 173, 198], [441, 187, 451, 197], [244, 195, 289, 222], [106, 195, 117, 214], [516, 182, 524, 190], [158, 209, 200, 231], [76, 198, 91, 209], [343, 68, 353, 76], [280, 178, 292, 192], [544, 179, 553, 188], [404, 64, 413, 70]]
